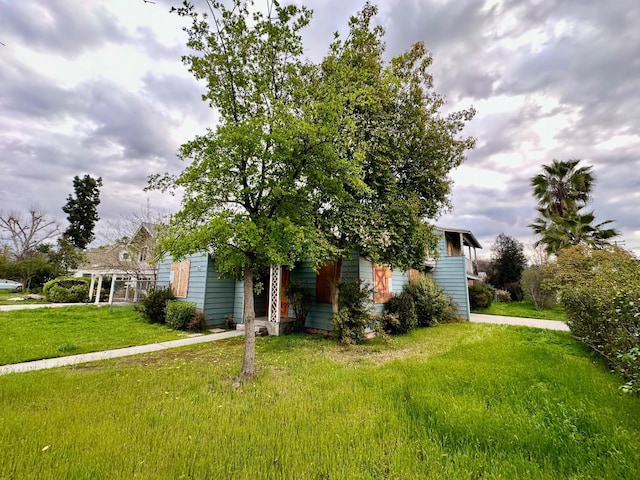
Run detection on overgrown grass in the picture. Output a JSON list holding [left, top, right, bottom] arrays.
[[0, 324, 638, 479], [474, 300, 567, 321], [0, 305, 187, 365]]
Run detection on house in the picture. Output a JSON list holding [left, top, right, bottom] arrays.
[[74, 222, 158, 303], [156, 226, 481, 333], [157, 250, 408, 334], [427, 227, 482, 319]]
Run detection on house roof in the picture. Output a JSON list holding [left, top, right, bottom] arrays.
[[434, 226, 482, 249]]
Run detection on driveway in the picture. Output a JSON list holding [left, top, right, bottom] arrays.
[[470, 313, 569, 331]]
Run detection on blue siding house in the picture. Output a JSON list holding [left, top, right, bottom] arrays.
[[428, 227, 482, 320], [157, 250, 409, 334], [156, 226, 480, 332]]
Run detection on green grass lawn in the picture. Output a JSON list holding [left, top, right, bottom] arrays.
[[473, 300, 567, 321], [0, 305, 188, 365], [0, 324, 638, 479], [0, 290, 50, 306]]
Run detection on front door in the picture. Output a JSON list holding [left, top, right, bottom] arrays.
[[280, 267, 290, 318]]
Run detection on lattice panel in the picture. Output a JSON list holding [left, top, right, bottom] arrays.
[[268, 265, 281, 323]]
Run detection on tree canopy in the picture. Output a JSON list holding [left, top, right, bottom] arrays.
[[530, 159, 617, 254], [150, 0, 475, 378], [62, 175, 103, 250], [488, 233, 527, 299], [311, 3, 475, 310]]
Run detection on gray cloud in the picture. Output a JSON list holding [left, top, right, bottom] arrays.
[[0, 0, 130, 58], [1, 0, 639, 254]]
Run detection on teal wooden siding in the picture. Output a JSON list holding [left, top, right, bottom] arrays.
[[157, 254, 237, 326], [430, 256, 470, 319], [435, 232, 448, 257], [290, 259, 332, 331], [233, 281, 244, 324], [202, 258, 236, 326], [157, 259, 171, 288], [287, 252, 363, 332], [182, 254, 208, 311]]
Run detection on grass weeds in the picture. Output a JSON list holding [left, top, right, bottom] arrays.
[[474, 300, 567, 321], [0, 305, 186, 365], [0, 324, 638, 479]]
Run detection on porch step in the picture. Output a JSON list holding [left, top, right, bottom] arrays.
[[235, 319, 269, 336]]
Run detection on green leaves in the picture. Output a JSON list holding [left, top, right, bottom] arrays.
[[529, 159, 618, 254], [62, 175, 102, 250]]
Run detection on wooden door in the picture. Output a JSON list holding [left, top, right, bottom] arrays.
[[280, 267, 290, 318]]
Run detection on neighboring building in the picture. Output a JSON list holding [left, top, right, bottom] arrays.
[[156, 226, 481, 333], [74, 223, 158, 303], [427, 227, 482, 319]]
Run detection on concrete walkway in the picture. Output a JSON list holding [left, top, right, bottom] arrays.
[[470, 313, 570, 331], [0, 330, 244, 376]]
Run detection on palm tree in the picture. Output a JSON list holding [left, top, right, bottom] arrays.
[[529, 159, 618, 255], [531, 159, 594, 218]]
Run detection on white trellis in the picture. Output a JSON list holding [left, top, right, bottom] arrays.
[[267, 265, 281, 323]]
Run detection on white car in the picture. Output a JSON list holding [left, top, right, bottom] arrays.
[[0, 279, 22, 290]]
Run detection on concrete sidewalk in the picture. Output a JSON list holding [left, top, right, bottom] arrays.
[[470, 313, 570, 331], [0, 330, 244, 375]]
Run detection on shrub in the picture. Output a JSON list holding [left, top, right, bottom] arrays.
[[468, 282, 493, 310], [503, 281, 523, 301], [166, 300, 196, 330], [521, 265, 556, 310], [383, 292, 417, 335], [404, 274, 458, 326], [137, 288, 176, 324], [42, 277, 90, 303], [332, 279, 374, 345], [555, 245, 640, 393], [285, 281, 312, 326], [495, 289, 511, 303], [188, 310, 207, 333]]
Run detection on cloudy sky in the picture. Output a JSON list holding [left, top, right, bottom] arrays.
[[1, 0, 639, 257]]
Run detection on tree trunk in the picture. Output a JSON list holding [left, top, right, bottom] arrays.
[[330, 257, 343, 314], [240, 264, 256, 379]]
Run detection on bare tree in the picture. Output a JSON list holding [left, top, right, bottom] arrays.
[[0, 207, 60, 260]]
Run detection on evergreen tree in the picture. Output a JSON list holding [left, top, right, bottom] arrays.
[[489, 233, 527, 300], [62, 175, 103, 249]]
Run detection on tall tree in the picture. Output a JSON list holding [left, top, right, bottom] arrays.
[[530, 159, 618, 254], [315, 3, 475, 312], [150, 1, 475, 379], [151, 0, 357, 379], [62, 175, 103, 249], [489, 233, 527, 300]]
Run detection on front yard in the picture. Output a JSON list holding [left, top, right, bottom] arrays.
[[0, 323, 638, 479], [0, 305, 187, 365]]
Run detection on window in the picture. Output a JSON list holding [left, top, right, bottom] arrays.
[[139, 246, 148, 262], [373, 264, 393, 303], [170, 260, 190, 298]]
